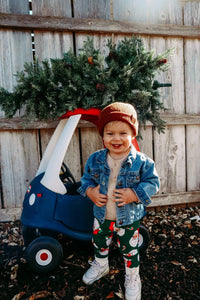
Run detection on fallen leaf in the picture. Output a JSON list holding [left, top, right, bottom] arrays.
[[106, 291, 114, 298], [28, 291, 51, 299], [158, 233, 167, 238], [188, 256, 198, 263], [109, 269, 120, 275], [181, 265, 190, 272], [52, 291, 59, 300], [171, 261, 182, 266], [66, 254, 74, 260], [10, 264, 19, 280], [8, 242, 18, 246], [154, 245, 160, 252], [74, 296, 85, 300], [115, 285, 124, 299], [11, 291, 26, 300]]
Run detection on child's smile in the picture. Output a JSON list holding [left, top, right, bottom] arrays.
[[103, 121, 134, 159]]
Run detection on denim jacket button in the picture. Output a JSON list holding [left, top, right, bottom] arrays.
[[119, 221, 123, 225], [118, 182, 122, 186], [102, 182, 105, 185], [136, 176, 140, 180]]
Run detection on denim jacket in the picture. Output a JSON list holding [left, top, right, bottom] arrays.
[[78, 145, 160, 227]]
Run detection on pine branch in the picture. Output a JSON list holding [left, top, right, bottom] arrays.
[[0, 35, 174, 136]]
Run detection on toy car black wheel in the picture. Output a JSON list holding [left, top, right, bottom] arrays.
[[26, 236, 63, 272], [138, 224, 150, 253]]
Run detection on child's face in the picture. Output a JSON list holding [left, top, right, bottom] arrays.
[[103, 121, 134, 158]]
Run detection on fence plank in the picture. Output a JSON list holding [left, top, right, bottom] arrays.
[[0, 130, 40, 208], [186, 125, 200, 191], [0, 29, 33, 208], [0, 113, 200, 130], [75, 32, 112, 55], [0, 208, 22, 222], [0, 0, 29, 14], [185, 39, 200, 114], [1, 13, 200, 38], [0, 30, 32, 94], [80, 127, 103, 170], [0, 0, 31, 93], [74, 1, 111, 169], [33, 31, 73, 61], [113, 0, 183, 25], [150, 37, 184, 114], [31, 1, 81, 183], [184, 1, 200, 192], [32, 0, 73, 61], [149, 1, 186, 195], [150, 190, 200, 207], [32, 0, 80, 179], [138, 128, 153, 159], [73, 0, 111, 19], [75, 34, 107, 170], [64, 129, 82, 181], [31, 0, 72, 17], [154, 126, 186, 194], [0, 1, 33, 212]]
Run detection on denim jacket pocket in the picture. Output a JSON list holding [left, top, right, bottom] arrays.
[[90, 168, 100, 184], [126, 171, 140, 187]]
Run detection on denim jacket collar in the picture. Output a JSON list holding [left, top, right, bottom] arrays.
[[96, 144, 137, 166]]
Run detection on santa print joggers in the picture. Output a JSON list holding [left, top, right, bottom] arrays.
[[92, 218, 140, 268]]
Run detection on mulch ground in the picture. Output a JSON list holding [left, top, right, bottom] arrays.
[[0, 206, 200, 300]]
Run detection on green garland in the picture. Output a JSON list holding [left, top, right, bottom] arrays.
[[0, 35, 173, 134]]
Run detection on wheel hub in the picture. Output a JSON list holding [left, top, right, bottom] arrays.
[[36, 249, 52, 266]]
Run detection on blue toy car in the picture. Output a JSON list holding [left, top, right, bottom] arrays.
[[21, 109, 150, 272]]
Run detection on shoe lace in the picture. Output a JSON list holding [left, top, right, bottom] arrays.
[[88, 260, 102, 275], [125, 274, 139, 289]]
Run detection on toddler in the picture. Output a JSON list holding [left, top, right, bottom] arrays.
[[78, 102, 160, 300]]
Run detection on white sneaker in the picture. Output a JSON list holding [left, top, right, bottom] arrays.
[[82, 260, 109, 285], [125, 273, 141, 300]]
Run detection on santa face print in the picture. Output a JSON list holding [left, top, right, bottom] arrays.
[[127, 249, 138, 257], [117, 228, 125, 236], [129, 229, 139, 248], [93, 218, 101, 235], [99, 248, 109, 256]]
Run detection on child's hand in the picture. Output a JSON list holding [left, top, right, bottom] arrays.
[[113, 188, 139, 207], [86, 185, 107, 207]]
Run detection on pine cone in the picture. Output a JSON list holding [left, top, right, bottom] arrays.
[[157, 59, 167, 65], [108, 51, 118, 60], [64, 62, 72, 68], [96, 83, 105, 92], [87, 57, 94, 65]]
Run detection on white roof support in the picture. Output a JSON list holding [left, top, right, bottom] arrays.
[[40, 114, 81, 194], [36, 118, 68, 177]]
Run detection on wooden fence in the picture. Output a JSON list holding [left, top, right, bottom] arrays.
[[0, 0, 200, 221]]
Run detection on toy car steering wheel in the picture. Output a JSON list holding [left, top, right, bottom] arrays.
[[60, 162, 76, 185]]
